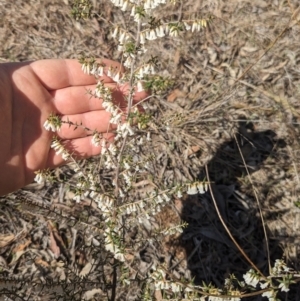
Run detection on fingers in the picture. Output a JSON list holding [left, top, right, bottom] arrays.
[[46, 133, 115, 168], [30, 59, 124, 90], [52, 82, 150, 115], [57, 110, 117, 139]]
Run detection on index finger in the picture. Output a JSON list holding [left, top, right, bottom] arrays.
[[29, 59, 124, 90]]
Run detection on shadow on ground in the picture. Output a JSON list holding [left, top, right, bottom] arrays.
[[178, 120, 296, 298]]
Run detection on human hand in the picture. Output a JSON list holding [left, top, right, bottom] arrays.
[[0, 59, 148, 196]]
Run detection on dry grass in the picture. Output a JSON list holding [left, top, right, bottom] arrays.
[[1, 0, 300, 300]]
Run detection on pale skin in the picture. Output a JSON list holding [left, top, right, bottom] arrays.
[[0, 59, 148, 196]]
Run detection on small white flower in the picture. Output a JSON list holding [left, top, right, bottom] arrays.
[[124, 56, 133, 68], [155, 25, 165, 38], [184, 22, 191, 30], [107, 68, 113, 77], [118, 32, 126, 44], [111, 27, 119, 39], [177, 190, 183, 198], [146, 132, 151, 141], [61, 151, 70, 161], [113, 72, 121, 83], [262, 290, 276, 301], [90, 64, 98, 75], [121, 0, 128, 11], [81, 63, 90, 74], [139, 32, 146, 44], [147, 29, 157, 40], [279, 282, 290, 292], [137, 81, 144, 92], [169, 27, 179, 37], [191, 21, 198, 32], [98, 66, 104, 76], [130, 5, 135, 16], [108, 143, 117, 156]]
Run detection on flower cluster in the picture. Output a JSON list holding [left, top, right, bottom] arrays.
[[34, 169, 53, 184], [187, 181, 208, 195], [243, 269, 259, 288], [271, 259, 291, 275], [43, 113, 62, 132], [51, 137, 70, 161]]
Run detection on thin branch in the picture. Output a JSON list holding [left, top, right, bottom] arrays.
[[205, 164, 266, 279]]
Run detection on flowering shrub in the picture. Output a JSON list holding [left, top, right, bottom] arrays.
[[35, 0, 300, 300]]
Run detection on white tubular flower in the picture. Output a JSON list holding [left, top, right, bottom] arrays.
[[150, 64, 155, 74], [138, 67, 144, 79], [155, 25, 165, 37], [191, 21, 198, 32], [113, 72, 121, 83], [61, 151, 70, 161], [124, 56, 133, 68], [111, 27, 119, 39], [90, 64, 98, 75], [169, 27, 179, 37], [81, 62, 90, 74], [97, 65, 104, 77], [121, 0, 128, 11], [108, 143, 117, 156], [43, 119, 58, 132], [187, 183, 198, 195], [43, 115, 61, 132], [147, 29, 157, 40], [137, 81, 144, 92], [146, 132, 151, 141], [51, 139, 63, 152], [184, 22, 191, 30], [118, 32, 126, 44], [201, 19, 207, 27], [130, 5, 135, 16], [139, 32, 146, 44], [170, 282, 181, 293], [177, 190, 183, 198]]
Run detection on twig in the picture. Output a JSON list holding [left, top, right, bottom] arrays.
[[205, 165, 266, 279], [234, 134, 272, 273]]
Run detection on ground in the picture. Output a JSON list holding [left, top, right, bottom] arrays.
[[1, 0, 300, 300]]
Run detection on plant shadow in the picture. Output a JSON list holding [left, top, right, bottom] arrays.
[[177, 120, 291, 293]]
